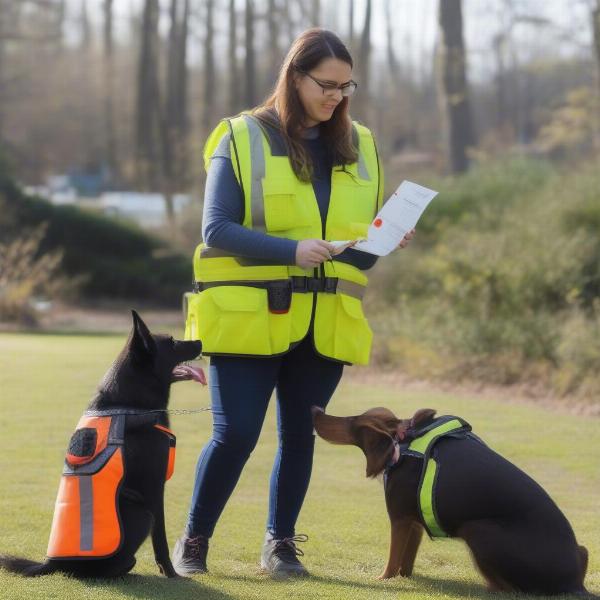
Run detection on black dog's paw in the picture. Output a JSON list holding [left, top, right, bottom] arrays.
[[157, 561, 180, 578]]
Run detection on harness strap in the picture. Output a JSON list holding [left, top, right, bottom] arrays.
[[413, 418, 471, 538], [385, 416, 472, 539]]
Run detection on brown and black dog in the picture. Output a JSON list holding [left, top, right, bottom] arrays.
[[312, 406, 589, 595]]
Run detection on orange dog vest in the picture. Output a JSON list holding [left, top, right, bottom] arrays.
[[47, 412, 176, 559]]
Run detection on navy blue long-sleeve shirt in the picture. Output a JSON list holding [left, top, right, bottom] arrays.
[[202, 122, 378, 270]]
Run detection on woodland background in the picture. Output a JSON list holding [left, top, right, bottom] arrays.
[[1, 0, 600, 402]]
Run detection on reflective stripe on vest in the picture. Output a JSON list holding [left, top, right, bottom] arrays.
[[406, 417, 471, 539], [185, 114, 382, 364]]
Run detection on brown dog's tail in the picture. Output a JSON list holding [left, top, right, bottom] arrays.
[[0, 555, 57, 577]]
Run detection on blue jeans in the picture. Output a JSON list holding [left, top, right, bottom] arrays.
[[186, 335, 344, 539]]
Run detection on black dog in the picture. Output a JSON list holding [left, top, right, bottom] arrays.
[[312, 406, 589, 595], [0, 310, 203, 578]]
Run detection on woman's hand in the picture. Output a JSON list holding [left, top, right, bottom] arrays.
[[397, 228, 416, 249], [296, 239, 336, 269]]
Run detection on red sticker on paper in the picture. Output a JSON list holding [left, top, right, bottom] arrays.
[[374, 218, 383, 228]]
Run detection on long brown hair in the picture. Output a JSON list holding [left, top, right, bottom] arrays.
[[253, 28, 358, 182]]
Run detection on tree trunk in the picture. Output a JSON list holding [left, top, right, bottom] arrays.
[[103, 0, 119, 183], [202, 0, 215, 134], [348, 0, 354, 50], [267, 0, 280, 87], [244, 0, 256, 108], [80, 0, 92, 50], [228, 0, 239, 114], [164, 0, 190, 233], [385, 0, 401, 93], [166, 0, 190, 187], [311, 0, 320, 26], [0, 0, 5, 143], [492, 32, 507, 129], [354, 0, 371, 120], [594, 1, 600, 92], [437, 0, 474, 174], [136, 0, 161, 188]]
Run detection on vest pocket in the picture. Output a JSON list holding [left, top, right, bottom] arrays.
[[199, 286, 271, 354], [313, 292, 372, 365], [262, 178, 311, 232], [334, 294, 373, 365], [188, 285, 293, 356]]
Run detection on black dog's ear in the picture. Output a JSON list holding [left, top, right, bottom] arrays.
[[129, 309, 156, 362]]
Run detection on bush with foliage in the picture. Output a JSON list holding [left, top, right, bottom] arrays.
[[0, 165, 192, 308], [368, 159, 600, 399]]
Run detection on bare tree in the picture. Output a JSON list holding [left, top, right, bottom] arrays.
[[103, 0, 119, 182], [167, 0, 190, 149], [135, 0, 161, 187], [348, 0, 354, 50], [354, 0, 371, 120], [437, 0, 474, 173], [245, 0, 256, 108], [0, 0, 5, 142], [202, 0, 215, 133], [594, 0, 600, 90], [80, 0, 92, 50], [385, 0, 401, 93], [311, 0, 320, 26], [267, 0, 280, 87], [229, 0, 239, 114], [161, 0, 191, 230]]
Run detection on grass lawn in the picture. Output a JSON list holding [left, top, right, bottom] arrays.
[[0, 331, 598, 600]]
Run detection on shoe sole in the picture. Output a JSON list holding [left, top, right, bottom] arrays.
[[259, 561, 309, 579], [173, 566, 208, 576]]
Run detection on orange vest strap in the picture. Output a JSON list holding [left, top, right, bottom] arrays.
[[154, 424, 176, 481]]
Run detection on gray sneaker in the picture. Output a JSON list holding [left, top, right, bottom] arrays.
[[260, 532, 309, 578], [172, 533, 209, 575]]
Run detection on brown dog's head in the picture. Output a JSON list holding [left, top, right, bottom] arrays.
[[312, 406, 436, 477]]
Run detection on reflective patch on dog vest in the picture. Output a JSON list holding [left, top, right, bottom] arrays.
[[65, 415, 112, 466]]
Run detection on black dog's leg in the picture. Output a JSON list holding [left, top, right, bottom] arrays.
[[151, 494, 178, 578]]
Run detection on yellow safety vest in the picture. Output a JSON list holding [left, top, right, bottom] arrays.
[[184, 114, 384, 365]]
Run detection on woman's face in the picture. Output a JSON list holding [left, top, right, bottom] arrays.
[[295, 57, 353, 127]]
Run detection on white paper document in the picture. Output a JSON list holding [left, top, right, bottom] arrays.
[[331, 180, 438, 256]]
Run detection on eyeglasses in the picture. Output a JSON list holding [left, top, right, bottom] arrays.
[[297, 69, 358, 97]]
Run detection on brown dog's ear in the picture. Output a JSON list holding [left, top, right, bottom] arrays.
[[312, 407, 355, 445], [411, 408, 436, 427], [355, 420, 396, 478]]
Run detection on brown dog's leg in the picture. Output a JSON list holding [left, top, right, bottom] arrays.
[[378, 518, 418, 579], [399, 522, 424, 577]]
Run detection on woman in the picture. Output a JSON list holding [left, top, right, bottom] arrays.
[[175, 28, 414, 578]]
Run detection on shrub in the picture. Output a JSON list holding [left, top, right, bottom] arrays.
[[0, 180, 192, 307], [0, 223, 76, 325]]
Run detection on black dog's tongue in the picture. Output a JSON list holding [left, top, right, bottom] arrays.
[[171, 364, 206, 384]]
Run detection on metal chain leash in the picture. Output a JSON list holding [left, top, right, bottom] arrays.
[[164, 406, 212, 415]]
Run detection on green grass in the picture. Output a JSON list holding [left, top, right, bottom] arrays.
[[0, 332, 598, 600]]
